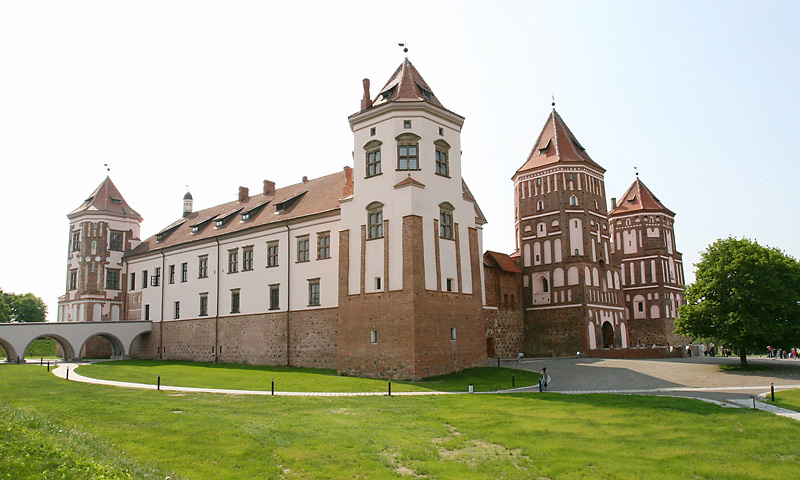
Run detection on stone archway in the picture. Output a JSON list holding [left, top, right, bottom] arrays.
[[80, 333, 124, 359], [0, 338, 16, 362], [25, 335, 75, 361], [601, 321, 615, 349]]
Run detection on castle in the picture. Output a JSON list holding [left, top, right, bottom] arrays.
[[56, 60, 686, 379]]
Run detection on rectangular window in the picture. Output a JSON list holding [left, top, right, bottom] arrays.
[[297, 236, 310, 262], [109, 230, 124, 251], [366, 149, 381, 177], [71, 231, 80, 252], [142, 270, 148, 289], [370, 329, 378, 344], [174, 301, 180, 319], [398, 143, 418, 170], [269, 284, 279, 310], [106, 269, 120, 290], [242, 247, 254, 271], [440, 210, 453, 239], [267, 241, 279, 267], [435, 150, 449, 176], [228, 249, 239, 273], [129, 272, 135, 290], [181, 263, 188, 282], [317, 232, 330, 259], [368, 210, 383, 239], [446, 278, 453, 292], [199, 294, 208, 316], [144, 304, 150, 321], [450, 327, 457, 341], [69, 270, 78, 290], [151, 267, 161, 287], [199, 256, 208, 278], [403, 120, 411, 129], [231, 289, 240, 314], [375, 277, 382, 290], [308, 279, 320, 306], [169, 265, 175, 284]]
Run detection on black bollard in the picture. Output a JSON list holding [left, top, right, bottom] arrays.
[[771, 383, 775, 402], [47, 361, 50, 372], [40, 357, 43, 366], [388, 379, 392, 397], [271, 378, 274, 396], [66, 368, 69, 381], [497, 358, 501, 367], [157, 374, 161, 391], [512, 374, 515, 387]]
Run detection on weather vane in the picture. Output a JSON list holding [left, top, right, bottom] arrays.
[[551, 94, 556, 108], [634, 166, 638, 177], [398, 42, 408, 55], [104, 163, 110, 173]]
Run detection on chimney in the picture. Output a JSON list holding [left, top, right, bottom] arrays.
[[302, 176, 308, 183], [238, 186, 249, 202], [611, 197, 617, 209], [360, 78, 373, 110], [263, 180, 275, 195], [342, 166, 354, 197]]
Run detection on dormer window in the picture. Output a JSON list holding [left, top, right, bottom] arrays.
[[110, 198, 122, 204], [191, 226, 199, 233], [215, 219, 224, 228], [242, 212, 251, 221], [417, 83, 433, 101], [538, 139, 551, 155]]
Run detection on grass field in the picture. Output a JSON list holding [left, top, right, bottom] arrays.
[[766, 388, 800, 412], [76, 360, 539, 392], [2, 365, 800, 479]]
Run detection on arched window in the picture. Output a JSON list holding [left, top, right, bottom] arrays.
[[363, 139, 382, 177], [541, 277, 549, 293], [396, 133, 420, 170], [434, 139, 450, 176], [366, 202, 384, 239], [439, 202, 454, 239], [537, 200, 544, 211], [570, 195, 578, 206]]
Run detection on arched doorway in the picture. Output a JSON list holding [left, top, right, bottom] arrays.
[[25, 337, 58, 359], [601, 321, 615, 348], [486, 338, 496, 358]]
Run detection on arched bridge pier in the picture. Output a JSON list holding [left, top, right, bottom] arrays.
[[0, 321, 151, 362]]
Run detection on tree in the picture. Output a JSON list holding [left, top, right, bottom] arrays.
[[676, 237, 800, 366], [0, 290, 11, 322], [0, 290, 48, 323]]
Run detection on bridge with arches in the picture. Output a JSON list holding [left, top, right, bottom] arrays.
[[0, 321, 151, 362]]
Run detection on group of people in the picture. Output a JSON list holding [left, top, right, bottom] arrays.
[[766, 346, 799, 359]]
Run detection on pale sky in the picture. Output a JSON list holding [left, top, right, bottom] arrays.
[[2, 1, 798, 320]]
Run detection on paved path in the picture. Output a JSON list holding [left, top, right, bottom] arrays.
[[44, 356, 800, 421], [504, 355, 800, 421]]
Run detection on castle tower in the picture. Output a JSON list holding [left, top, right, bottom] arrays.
[[608, 177, 686, 346], [513, 108, 628, 355], [57, 177, 142, 323], [338, 59, 488, 379]]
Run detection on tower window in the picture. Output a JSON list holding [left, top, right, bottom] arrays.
[[106, 269, 120, 290], [537, 200, 544, 211], [367, 203, 384, 239], [109, 231, 124, 251], [403, 120, 411, 129], [370, 127, 376, 136], [370, 330, 378, 344], [450, 327, 457, 341], [439, 207, 454, 240], [308, 279, 320, 306], [570, 195, 578, 206], [435, 149, 449, 176], [366, 149, 381, 177], [398, 144, 418, 170]]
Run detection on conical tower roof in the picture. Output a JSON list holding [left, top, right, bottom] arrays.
[[68, 176, 142, 221], [515, 109, 604, 177], [370, 59, 445, 109], [609, 177, 675, 216]]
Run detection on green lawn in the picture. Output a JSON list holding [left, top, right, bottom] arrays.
[[2, 365, 800, 479], [76, 360, 538, 393], [765, 388, 800, 412], [24, 338, 59, 359]]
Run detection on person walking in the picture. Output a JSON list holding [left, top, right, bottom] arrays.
[[539, 367, 551, 392]]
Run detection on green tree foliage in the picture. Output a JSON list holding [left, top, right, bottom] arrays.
[[676, 237, 800, 366], [0, 290, 48, 323]]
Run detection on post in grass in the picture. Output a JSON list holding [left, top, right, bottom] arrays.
[[157, 373, 161, 391], [271, 378, 274, 396], [388, 379, 392, 397]]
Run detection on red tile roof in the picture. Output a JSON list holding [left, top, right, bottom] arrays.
[[126, 170, 348, 257], [68, 177, 142, 221], [515, 109, 605, 177], [484, 250, 523, 274], [609, 177, 675, 216], [370, 59, 444, 109]]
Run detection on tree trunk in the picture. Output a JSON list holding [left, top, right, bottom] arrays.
[[739, 350, 748, 367]]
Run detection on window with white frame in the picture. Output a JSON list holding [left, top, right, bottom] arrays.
[[297, 236, 310, 262], [364, 140, 382, 178], [267, 241, 279, 267], [396, 133, 420, 170], [308, 279, 320, 306], [317, 232, 330, 259], [439, 202, 454, 239], [367, 202, 383, 239]]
